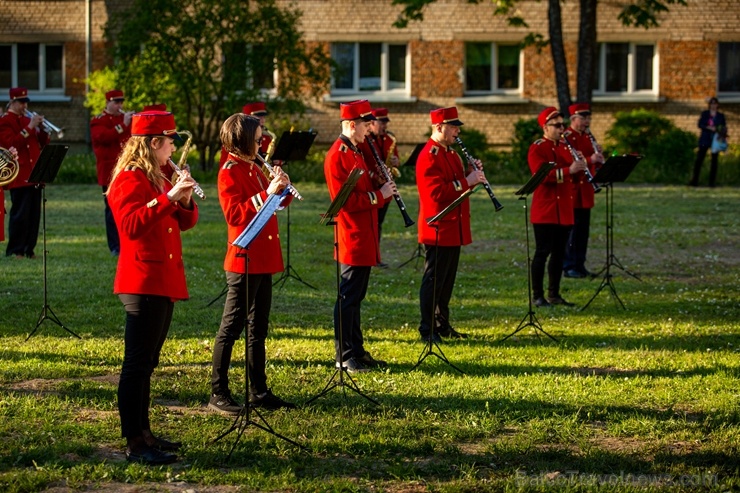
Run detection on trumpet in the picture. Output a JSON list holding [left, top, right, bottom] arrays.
[[254, 153, 303, 201], [24, 110, 64, 139], [365, 137, 415, 228], [454, 137, 503, 211], [561, 134, 601, 193], [168, 130, 205, 200]]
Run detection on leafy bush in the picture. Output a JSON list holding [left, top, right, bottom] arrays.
[[56, 152, 97, 185], [510, 117, 542, 175]]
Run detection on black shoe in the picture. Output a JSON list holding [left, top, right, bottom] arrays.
[[564, 269, 586, 279], [533, 297, 552, 308], [357, 351, 388, 368], [375, 262, 389, 269], [547, 295, 576, 307], [336, 357, 370, 373], [208, 392, 243, 416], [420, 332, 442, 343], [250, 389, 297, 410], [126, 445, 177, 465], [438, 326, 469, 339], [150, 436, 182, 452]]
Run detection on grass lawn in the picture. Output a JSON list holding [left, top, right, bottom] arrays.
[[0, 182, 738, 492]]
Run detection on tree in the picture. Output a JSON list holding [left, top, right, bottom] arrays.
[[104, 0, 332, 170], [392, 0, 686, 115]]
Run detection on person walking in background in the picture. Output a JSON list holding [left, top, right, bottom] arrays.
[[528, 107, 587, 308], [689, 97, 727, 187], [107, 110, 198, 465], [208, 113, 297, 416], [416, 107, 485, 342], [0, 87, 50, 259], [91, 90, 134, 256], [323, 100, 393, 372], [563, 103, 604, 279]]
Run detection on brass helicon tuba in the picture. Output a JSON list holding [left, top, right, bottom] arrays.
[[0, 147, 20, 187]]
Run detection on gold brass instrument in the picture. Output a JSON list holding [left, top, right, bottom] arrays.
[[264, 127, 277, 162], [561, 134, 601, 193], [0, 147, 20, 187], [384, 132, 400, 178], [24, 110, 64, 139], [168, 130, 206, 200]]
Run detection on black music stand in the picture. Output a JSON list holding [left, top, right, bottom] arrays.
[[272, 130, 318, 290], [305, 168, 379, 406], [398, 143, 426, 269], [212, 188, 303, 462], [25, 144, 80, 341], [412, 188, 476, 373], [501, 162, 557, 343], [582, 154, 642, 311]]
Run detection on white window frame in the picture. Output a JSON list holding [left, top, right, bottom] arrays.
[[330, 42, 410, 96], [593, 42, 658, 96], [0, 43, 65, 96], [464, 42, 523, 96], [717, 42, 740, 97]]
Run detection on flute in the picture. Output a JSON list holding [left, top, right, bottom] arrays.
[[167, 158, 206, 200], [254, 153, 303, 201], [454, 137, 503, 211]]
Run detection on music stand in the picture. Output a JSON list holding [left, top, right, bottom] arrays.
[[501, 162, 557, 343], [582, 154, 642, 311], [412, 188, 476, 373], [306, 168, 379, 406], [271, 130, 318, 290], [212, 188, 304, 462], [398, 143, 426, 269], [25, 144, 80, 341]]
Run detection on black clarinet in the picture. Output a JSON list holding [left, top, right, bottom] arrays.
[[561, 134, 602, 193], [365, 137, 415, 228], [454, 137, 504, 211]]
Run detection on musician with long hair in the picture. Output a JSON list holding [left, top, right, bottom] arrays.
[[107, 110, 198, 465], [528, 107, 587, 308], [416, 107, 486, 342], [208, 113, 297, 415]]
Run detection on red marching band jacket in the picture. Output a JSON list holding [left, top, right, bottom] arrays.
[[527, 137, 575, 226], [91, 111, 131, 186], [324, 136, 389, 266], [564, 127, 597, 209], [218, 153, 292, 274], [107, 166, 199, 300], [0, 110, 50, 189], [416, 139, 473, 247]]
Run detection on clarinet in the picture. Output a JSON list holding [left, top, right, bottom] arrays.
[[365, 137, 415, 228], [454, 137, 503, 211], [561, 134, 601, 193]]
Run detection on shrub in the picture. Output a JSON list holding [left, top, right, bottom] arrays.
[[56, 151, 97, 185]]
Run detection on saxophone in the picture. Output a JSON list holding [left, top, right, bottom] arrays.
[[385, 132, 401, 178], [168, 130, 206, 200]]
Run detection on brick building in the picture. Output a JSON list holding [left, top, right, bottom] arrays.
[[1, 0, 738, 148]]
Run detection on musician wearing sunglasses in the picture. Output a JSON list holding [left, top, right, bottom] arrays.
[[528, 107, 587, 308], [107, 110, 198, 465], [324, 100, 394, 373], [218, 102, 275, 167], [209, 113, 297, 415], [0, 87, 49, 259], [562, 103, 604, 279]]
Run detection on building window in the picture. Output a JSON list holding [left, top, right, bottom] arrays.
[[0, 43, 64, 93], [331, 42, 408, 94], [222, 42, 276, 92], [594, 42, 656, 94], [718, 42, 740, 93], [465, 42, 521, 94]]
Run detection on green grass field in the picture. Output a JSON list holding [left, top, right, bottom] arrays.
[[1, 183, 738, 492]]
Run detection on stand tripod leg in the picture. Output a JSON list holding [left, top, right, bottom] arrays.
[[500, 309, 557, 343], [273, 264, 317, 290], [609, 254, 642, 281], [397, 244, 423, 269], [206, 284, 229, 307], [412, 336, 464, 374], [581, 273, 625, 310], [305, 367, 380, 406]]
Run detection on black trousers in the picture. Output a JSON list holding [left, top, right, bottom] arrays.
[[211, 271, 272, 397], [532, 224, 571, 299], [334, 264, 371, 363], [691, 146, 719, 187], [563, 207, 591, 273], [117, 294, 173, 439], [419, 245, 461, 337], [102, 186, 120, 254], [6, 186, 42, 257]]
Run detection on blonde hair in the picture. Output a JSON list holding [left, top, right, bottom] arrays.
[[107, 136, 168, 193]]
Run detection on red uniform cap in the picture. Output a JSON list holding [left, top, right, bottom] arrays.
[[9, 87, 30, 103], [430, 107, 463, 126], [242, 102, 267, 115], [372, 108, 390, 121], [105, 90, 125, 102], [569, 103, 591, 117], [142, 103, 167, 112], [538, 106, 562, 127], [340, 100, 376, 121], [131, 111, 182, 141]]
